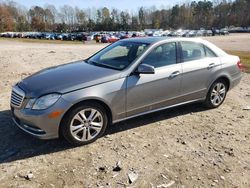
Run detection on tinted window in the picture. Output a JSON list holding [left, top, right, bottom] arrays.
[[88, 41, 149, 70], [204, 46, 217, 57], [181, 42, 205, 62], [142, 42, 176, 68], [101, 45, 129, 60], [136, 44, 148, 56]]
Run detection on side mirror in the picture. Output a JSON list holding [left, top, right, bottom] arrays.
[[136, 64, 155, 74]]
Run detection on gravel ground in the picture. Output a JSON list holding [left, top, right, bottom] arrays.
[[0, 34, 250, 187], [204, 33, 250, 52]]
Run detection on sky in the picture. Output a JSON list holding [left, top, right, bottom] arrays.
[[13, 0, 182, 10]]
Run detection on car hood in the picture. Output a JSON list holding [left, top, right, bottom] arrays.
[[18, 61, 121, 98]]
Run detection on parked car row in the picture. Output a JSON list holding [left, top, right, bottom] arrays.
[[0, 32, 94, 41], [0, 28, 231, 43], [228, 26, 250, 33]]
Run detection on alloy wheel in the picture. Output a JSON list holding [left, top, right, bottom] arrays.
[[210, 82, 226, 106], [70, 108, 103, 141]]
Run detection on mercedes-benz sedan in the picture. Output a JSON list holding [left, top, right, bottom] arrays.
[[10, 37, 243, 146]]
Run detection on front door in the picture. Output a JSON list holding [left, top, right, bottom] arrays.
[[126, 42, 182, 117]]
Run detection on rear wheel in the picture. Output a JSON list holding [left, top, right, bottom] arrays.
[[61, 102, 108, 146], [204, 79, 228, 108]]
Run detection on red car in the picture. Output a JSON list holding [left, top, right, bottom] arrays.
[[108, 36, 120, 43]]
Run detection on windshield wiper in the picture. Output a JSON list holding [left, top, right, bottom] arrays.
[[88, 60, 120, 70]]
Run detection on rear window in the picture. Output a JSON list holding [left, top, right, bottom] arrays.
[[204, 46, 217, 57]]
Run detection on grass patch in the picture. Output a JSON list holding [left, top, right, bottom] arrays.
[[226, 50, 250, 73]]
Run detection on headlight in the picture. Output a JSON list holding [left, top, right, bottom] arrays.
[[27, 93, 61, 110], [25, 98, 36, 109]]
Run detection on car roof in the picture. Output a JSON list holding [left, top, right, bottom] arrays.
[[121, 36, 205, 45], [121, 37, 227, 56], [121, 37, 168, 44]]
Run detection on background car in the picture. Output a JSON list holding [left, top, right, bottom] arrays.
[[108, 35, 120, 43], [101, 35, 109, 43], [220, 28, 230, 35]]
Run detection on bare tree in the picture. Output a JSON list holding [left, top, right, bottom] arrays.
[[1, 0, 250, 32], [75, 7, 87, 31]]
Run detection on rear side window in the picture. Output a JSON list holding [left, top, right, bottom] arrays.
[[204, 46, 217, 57], [180, 42, 206, 62]]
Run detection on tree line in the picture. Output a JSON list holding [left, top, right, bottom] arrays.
[[0, 0, 250, 33]]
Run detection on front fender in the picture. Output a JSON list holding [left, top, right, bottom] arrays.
[[61, 78, 127, 122]]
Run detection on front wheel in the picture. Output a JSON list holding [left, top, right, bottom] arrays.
[[204, 79, 228, 108], [61, 102, 108, 146]]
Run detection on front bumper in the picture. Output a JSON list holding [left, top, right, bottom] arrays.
[[11, 97, 72, 140]]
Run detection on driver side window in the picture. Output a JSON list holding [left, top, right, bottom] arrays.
[[142, 42, 177, 68]]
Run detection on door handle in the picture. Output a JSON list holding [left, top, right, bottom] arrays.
[[208, 63, 216, 69], [169, 71, 180, 78]]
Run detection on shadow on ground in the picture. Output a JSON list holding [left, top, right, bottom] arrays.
[[0, 103, 208, 164]]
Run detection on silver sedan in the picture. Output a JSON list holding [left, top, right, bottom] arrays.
[[10, 37, 243, 146]]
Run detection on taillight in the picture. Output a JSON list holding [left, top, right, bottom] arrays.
[[237, 60, 244, 71]]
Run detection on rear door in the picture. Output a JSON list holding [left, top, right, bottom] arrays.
[[179, 41, 221, 100]]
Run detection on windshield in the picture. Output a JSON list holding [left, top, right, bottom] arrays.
[[87, 41, 149, 70]]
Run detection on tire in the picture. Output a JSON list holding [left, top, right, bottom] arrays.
[[204, 79, 228, 108], [61, 102, 108, 146]]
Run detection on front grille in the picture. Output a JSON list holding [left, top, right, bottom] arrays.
[[11, 86, 25, 108]]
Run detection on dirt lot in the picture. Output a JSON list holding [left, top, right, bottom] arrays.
[[0, 34, 250, 187], [204, 33, 250, 52]]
